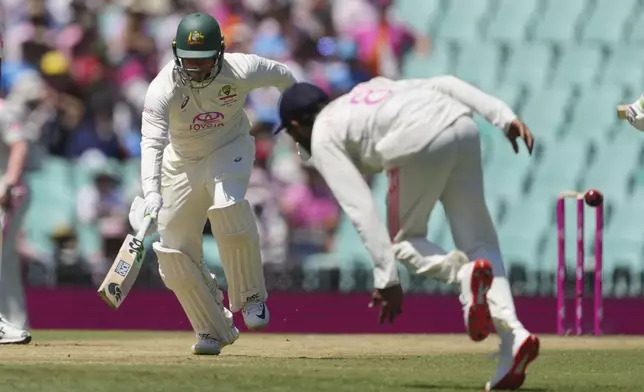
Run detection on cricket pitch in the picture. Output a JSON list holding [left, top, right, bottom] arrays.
[[1, 331, 643, 391]]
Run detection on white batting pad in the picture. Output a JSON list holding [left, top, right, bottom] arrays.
[[208, 200, 267, 312], [154, 242, 237, 344]]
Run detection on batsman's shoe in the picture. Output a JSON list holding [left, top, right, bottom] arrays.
[[191, 327, 240, 355], [242, 301, 270, 331], [485, 330, 540, 391], [458, 259, 493, 342], [0, 315, 31, 345]]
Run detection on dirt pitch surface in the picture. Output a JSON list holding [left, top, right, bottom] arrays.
[[1, 331, 643, 391]]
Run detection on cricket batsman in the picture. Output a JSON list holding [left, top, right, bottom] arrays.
[[128, 13, 296, 355], [275, 76, 539, 390], [0, 98, 32, 344]]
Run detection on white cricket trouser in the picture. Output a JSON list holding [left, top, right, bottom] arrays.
[[387, 115, 525, 334], [0, 183, 30, 329], [157, 134, 255, 262], [157, 133, 267, 313]]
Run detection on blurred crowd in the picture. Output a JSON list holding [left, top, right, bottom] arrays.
[[0, 0, 428, 286]]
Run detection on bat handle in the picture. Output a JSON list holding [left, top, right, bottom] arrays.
[[134, 216, 153, 241]]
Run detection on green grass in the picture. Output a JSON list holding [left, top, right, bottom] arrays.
[[0, 331, 643, 391]]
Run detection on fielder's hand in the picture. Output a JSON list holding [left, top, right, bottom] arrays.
[[626, 96, 644, 131], [369, 284, 403, 325], [506, 119, 534, 155], [143, 192, 162, 219]]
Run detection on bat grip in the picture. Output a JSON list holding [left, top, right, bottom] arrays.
[[134, 216, 153, 241]]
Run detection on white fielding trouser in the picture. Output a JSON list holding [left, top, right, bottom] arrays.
[[387, 115, 525, 335]]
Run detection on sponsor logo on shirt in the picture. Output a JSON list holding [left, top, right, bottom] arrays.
[[218, 84, 237, 105], [190, 111, 225, 131], [180, 96, 190, 110]]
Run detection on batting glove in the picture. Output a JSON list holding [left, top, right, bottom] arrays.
[[626, 96, 644, 131], [143, 192, 162, 220]]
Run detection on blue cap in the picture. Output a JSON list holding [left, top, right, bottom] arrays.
[[275, 82, 329, 135]]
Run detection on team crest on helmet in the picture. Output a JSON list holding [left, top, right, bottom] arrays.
[[187, 31, 205, 45]]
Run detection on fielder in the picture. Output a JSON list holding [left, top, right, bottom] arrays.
[[128, 13, 296, 355], [276, 76, 539, 390], [623, 95, 644, 130], [0, 98, 32, 344]]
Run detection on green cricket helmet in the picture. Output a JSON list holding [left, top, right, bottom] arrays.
[[172, 13, 226, 88]]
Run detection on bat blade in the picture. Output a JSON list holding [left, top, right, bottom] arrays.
[[97, 233, 146, 309], [617, 104, 629, 120]]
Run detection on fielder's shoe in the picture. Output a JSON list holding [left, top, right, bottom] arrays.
[[191, 327, 240, 355], [458, 259, 494, 342], [242, 301, 270, 331], [0, 315, 31, 345], [485, 330, 540, 390]]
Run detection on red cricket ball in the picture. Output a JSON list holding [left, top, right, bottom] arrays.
[[584, 189, 603, 207]]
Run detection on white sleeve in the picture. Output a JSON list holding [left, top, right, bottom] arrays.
[[140, 80, 170, 197], [422, 75, 518, 132], [312, 137, 400, 289], [235, 54, 297, 93]]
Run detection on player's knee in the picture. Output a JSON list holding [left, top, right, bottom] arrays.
[[207, 200, 258, 244], [154, 243, 206, 291]]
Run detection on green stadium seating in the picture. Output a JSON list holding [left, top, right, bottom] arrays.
[[566, 86, 625, 143], [528, 140, 589, 200], [436, 0, 492, 42], [401, 43, 452, 79], [519, 87, 574, 144], [454, 42, 501, 87], [486, 0, 542, 43], [503, 43, 554, 88], [202, 234, 226, 287], [599, 46, 644, 88], [582, 140, 642, 203], [498, 195, 551, 266], [393, 0, 444, 35], [533, 0, 588, 43], [550, 44, 603, 87], [581, 0, 638, 45]]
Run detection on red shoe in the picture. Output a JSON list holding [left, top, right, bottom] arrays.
[[459, 259, 494, 342], [485, 333, 540, 390]]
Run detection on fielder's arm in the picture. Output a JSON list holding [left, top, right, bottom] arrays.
[[616, 96, 644, 131], [140, 79, 171, 197], [422, 75, 517, 132], [311, 139, 400, 290]]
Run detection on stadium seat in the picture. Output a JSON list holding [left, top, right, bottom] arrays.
[[582, 140, 643, 204], [519, 87, 574, 144], [401, 44, 452, 79], [628, 10, 644, 44], [527, 140, 589, 200], [502, 43, 554, 89], [485, 0, 542, 43], [23, 157, 75, 255], [603, 198, 644, 296], [565, 86, 625, 143], [483, 149, 532, 208], [453, 42, 501, 88], [480, 84, 525, 113], [581, 0, 638, 45], [435, 0, 492, 42], [393, 0, 444, 35], [550, 44, 603, 88], [498, 195, 551, 267], [599, 46, 644, 88], [533, 0, 589, 44]]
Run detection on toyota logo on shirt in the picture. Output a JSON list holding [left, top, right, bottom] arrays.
[[190, 112, 225, 131]]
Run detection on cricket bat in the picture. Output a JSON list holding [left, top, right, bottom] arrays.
[[97, 216, 153, 309], [617, 104, 629, 120]]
